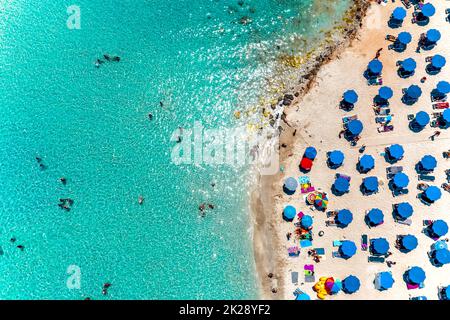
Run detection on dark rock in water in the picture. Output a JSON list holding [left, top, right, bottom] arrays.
[[294, 92, 300, 97], [269, 119, 275, 127], [282, 99, 291, 106], [239, 16, 252, 25], [237, 0, 244, 6], [284, 94, 294, 101]]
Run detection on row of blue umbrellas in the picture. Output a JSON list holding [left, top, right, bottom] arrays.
[[392, 4, 436, 21]]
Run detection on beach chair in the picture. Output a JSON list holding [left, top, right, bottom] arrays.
[[342, 115, 357, 125], [326, 211, 338, 218], [377, 125, 394, 133], [423, 219, 434, 226], [332, 251, 341, 258], [376, 108, 391, 115], [442, 183, 450, 193], [417, 183, 429, 191], [325, 220, 337, 227], [401, 0, 411, 9], [368, 256, 385, 263], [361, 235, 368, 251]]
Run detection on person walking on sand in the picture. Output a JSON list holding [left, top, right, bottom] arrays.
[[430, 131, 441, 141], [375, 48, 383, 59]]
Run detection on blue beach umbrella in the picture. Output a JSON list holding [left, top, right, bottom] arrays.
[[329, 150, 344, 166], [336, 209, 353, 227], [363, 177, 378, 193], [402, 58, 417, 72], [359, 155, 375, 172], [301, 215, 313, 229], [368, 59, 383, 74], [393, 172, 409, 189], [414, 111, 430, 127], [420, 155, 437, 171], [347, 119, 363, 136], [339, 240, 357, 259], [343, 90, 358, 104], [342, 275, 360, 294], [392, 7, 406, 20], [421, 3, 436, 17], [304, 146, 317, 160], [437, 81, 450, 95], [283, 205, 296, 221], [376, 272, 394, 291], [406, 85, 422, 99], [397, 32, 412, 45], [400, 235, 418, 252], [371, 238, 390, 255], [379, 86, 393, 100], [284, 177, 298, 193], [395, 202, 413, 220], [388, 144, 404, 160], [426, 29, 441, 43], [442, 109, 450, 125], [334, 177, 350, 194], [432, 248, 450, 266], [431, 55, 446, 69], [366, 208, 384, 226], [406, 267, 426, 285], [424, 186, 442, 202], [431, 220, 449, 238]]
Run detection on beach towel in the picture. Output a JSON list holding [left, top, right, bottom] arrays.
[[291, 272, 299, 284], [305, 275, 315, 283], [314, 248, 325, 255], [300, 240, 312, 248], [304, 264, 314, 272]]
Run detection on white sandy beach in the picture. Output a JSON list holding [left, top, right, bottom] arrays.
[[256, 0, 449, 300]]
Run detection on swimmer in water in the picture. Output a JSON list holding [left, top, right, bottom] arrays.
[[60, 177, 67, 185], [138, 195, 144, 205], [148, 113, 153, 121]]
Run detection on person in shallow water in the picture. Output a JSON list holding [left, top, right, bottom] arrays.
[[102, 283, 112, 295], [138, 195, 144, 205]]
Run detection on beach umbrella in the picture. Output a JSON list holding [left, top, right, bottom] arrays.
[[366, 208, 384, 226], [421, 3, 436, 17], [431, 220, 449, 238], [397, 32, 412, 45], [375, 272, 394, 291], [368, 59, 383, 74], [295, 292, 311, 300], [388, 144, 404, 160], [347, 119, 363, 136], [436, 81, 450, 95], [329, 150, 344, 166], [402, 58, 417, 72], [442, 109, 450, 124], [334, 177, 350, 194], [339, 241, 357, 259], [431, 55, 446, 69], [300, 157, 313, 171], [378, 86, 393, 100], [420, 155, 437, 171], [363, 177, 378, 193], [432, 248, 450, 266], [359, 154, 375, 172], [284, 177, 298, 193], [392, 7, 406, 20], [406, 266, 426, 285], [283, 205, 296, 221], [414, 111, 430, 127], [400, 235, 418, 252], [405, 85, 422, 99], [314, 193, 328, 211], [336, 209, 353, 227], [301, 215, 313, 229], [304, 146, 317, 160], [342, 275, 360, 294], [371, 238, 390, 255], [426, 29, 441, 43], [424, 186, 442, 202], [395, 202, 413, 220], [393, 172, 409, 189], [343, 90, 358, 104]]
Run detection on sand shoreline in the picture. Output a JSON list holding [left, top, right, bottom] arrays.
[[251, 0, 372, 300]]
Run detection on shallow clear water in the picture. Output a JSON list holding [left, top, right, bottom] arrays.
[[0, 0, 351, 299]]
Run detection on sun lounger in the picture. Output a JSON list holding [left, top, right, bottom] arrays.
[[385, 35, 396, 42], [377, 125, 394, 133], [423, 220, 433, 226], [386, 166, 403, 178], [326, 211, 338, 218], [342, 115, 357, 124], [397, 218, 412, 226], [332, 251, 341, 258], [418, 174, 435, 182], [368, 256, 385, 263], [432, 102, 449, 109], [401, 0, 411, 9], [325, 220, 336, 227]]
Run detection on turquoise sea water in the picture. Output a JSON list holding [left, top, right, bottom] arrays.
[[0, 0, 351, 299]]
